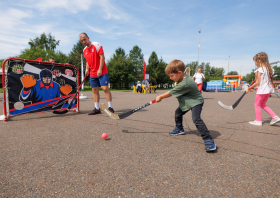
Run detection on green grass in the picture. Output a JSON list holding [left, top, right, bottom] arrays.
[[0, 88, 2, 93]]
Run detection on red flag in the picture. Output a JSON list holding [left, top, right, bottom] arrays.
[[35, 57, 42, 61], [144, 61, 146, 80]]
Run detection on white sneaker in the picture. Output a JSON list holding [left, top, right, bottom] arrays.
[[249, 120, 262, 126], [270, 116, 280, 125]]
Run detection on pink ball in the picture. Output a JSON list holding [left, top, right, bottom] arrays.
[[102, 133, 108, 139]]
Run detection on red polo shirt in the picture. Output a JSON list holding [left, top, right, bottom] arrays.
[[83, 42, 108, 77]]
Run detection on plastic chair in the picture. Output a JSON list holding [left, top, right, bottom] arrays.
[[142, 85, 146, 94], [150, 86, 155, 93]]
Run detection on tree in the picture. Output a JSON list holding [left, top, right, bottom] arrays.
[[242, 70, 255, 83], [107, 48, 136, 89], [227, 71, 239, 75], [186, 61, 225, 82], [0, 59, 4, 67], [68, 40, 88, 85], [28, 33, 60, 50], [186, 61, 197, 76], [198, 62, 205, 72], [146, 51, 159, 86], [17, 48, 68, 64], [273, 65, 280, 80], [154, 57, 169, 86], [16, 33, 67, 63], [146, 52, 170, 87], [129, 45, 144, 81]]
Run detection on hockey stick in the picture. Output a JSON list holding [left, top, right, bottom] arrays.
[[274, 92, 280, 98], [100, 99, 157, 120], [218, 92, 246, 110], [53, 74, 88, 114], [217, 80, 255, 110]]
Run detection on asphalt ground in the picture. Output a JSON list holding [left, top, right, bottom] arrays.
[[0, 90, 280, 197]]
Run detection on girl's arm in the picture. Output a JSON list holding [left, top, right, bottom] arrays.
[[246, 71, 262, 93], [156, 91, 172, 102]]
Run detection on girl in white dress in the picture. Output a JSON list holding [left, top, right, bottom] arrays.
[[245, 52, 280, 126]]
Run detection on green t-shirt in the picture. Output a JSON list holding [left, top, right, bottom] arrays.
[[169, 76, 204, 111]]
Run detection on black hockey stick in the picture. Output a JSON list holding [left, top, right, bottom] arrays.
[[217, 80, 256, 110], [53, 74, 88, 114], [218, 92, 246, 110], [100, 99, 157, 119]]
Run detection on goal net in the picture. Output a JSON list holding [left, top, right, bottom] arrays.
[[1, 58, 79, 121]]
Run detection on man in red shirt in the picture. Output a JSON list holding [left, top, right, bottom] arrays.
[[79, 32, 114, 115]]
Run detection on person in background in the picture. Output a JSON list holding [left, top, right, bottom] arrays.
[[136, 81, 142, 93], [192, 68, 205, 94], [49, 57, 55, 63], [142, 79, 150, 93]]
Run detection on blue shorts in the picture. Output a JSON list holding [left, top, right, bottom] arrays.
[[90, 74, 109, 88]]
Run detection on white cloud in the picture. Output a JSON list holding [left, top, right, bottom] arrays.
[[16, 0, 93, 14], [86, 24, 106, 34], [0, 42, 26, 57], [0, 8, 33, 29], [96, 0, 130, 21], [16, 0, 130, 21], [143, 1, 161, 10], [116, 31, 134, 36]]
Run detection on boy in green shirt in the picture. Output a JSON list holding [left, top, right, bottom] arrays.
[[156, 59, 216, 152]]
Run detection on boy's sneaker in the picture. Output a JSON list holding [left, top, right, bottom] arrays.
[[169, 127, 186, 136], [88, 108, 101, 115], [249, 120, 262, 126], [108, 107, 115, 113], [204, 139, 216, 152], [270, 116, 280, 125]]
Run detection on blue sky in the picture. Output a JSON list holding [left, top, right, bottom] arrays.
[[0, 0, 279, 76]]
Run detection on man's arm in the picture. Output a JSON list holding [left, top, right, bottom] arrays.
[[97, 53, 105, 76], [85, 62, 90, 75], [202, 73, 205, 80], [156, 91, 172, 102]]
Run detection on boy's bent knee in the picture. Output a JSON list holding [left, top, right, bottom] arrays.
[[192, 116, 202, 125]]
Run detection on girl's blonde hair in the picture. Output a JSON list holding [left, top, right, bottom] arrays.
[[253, 52, 274, 87]]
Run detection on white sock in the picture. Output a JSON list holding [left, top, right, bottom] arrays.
[[95, 102, 100, 110], [108, 101, 112, 108]]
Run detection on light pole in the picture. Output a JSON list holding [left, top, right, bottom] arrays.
[[228, 55, 230, 74], [197, 29, 201, 72], [240, 66, 242, 77]]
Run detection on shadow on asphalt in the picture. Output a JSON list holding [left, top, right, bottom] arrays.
[[226, 118, 280, 126], [122, 130, 165, 134], [5, 111, 87, 121], [122, 129, 221, 139], [184, 130, 221, 139], [122, 129, 220, 153]]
